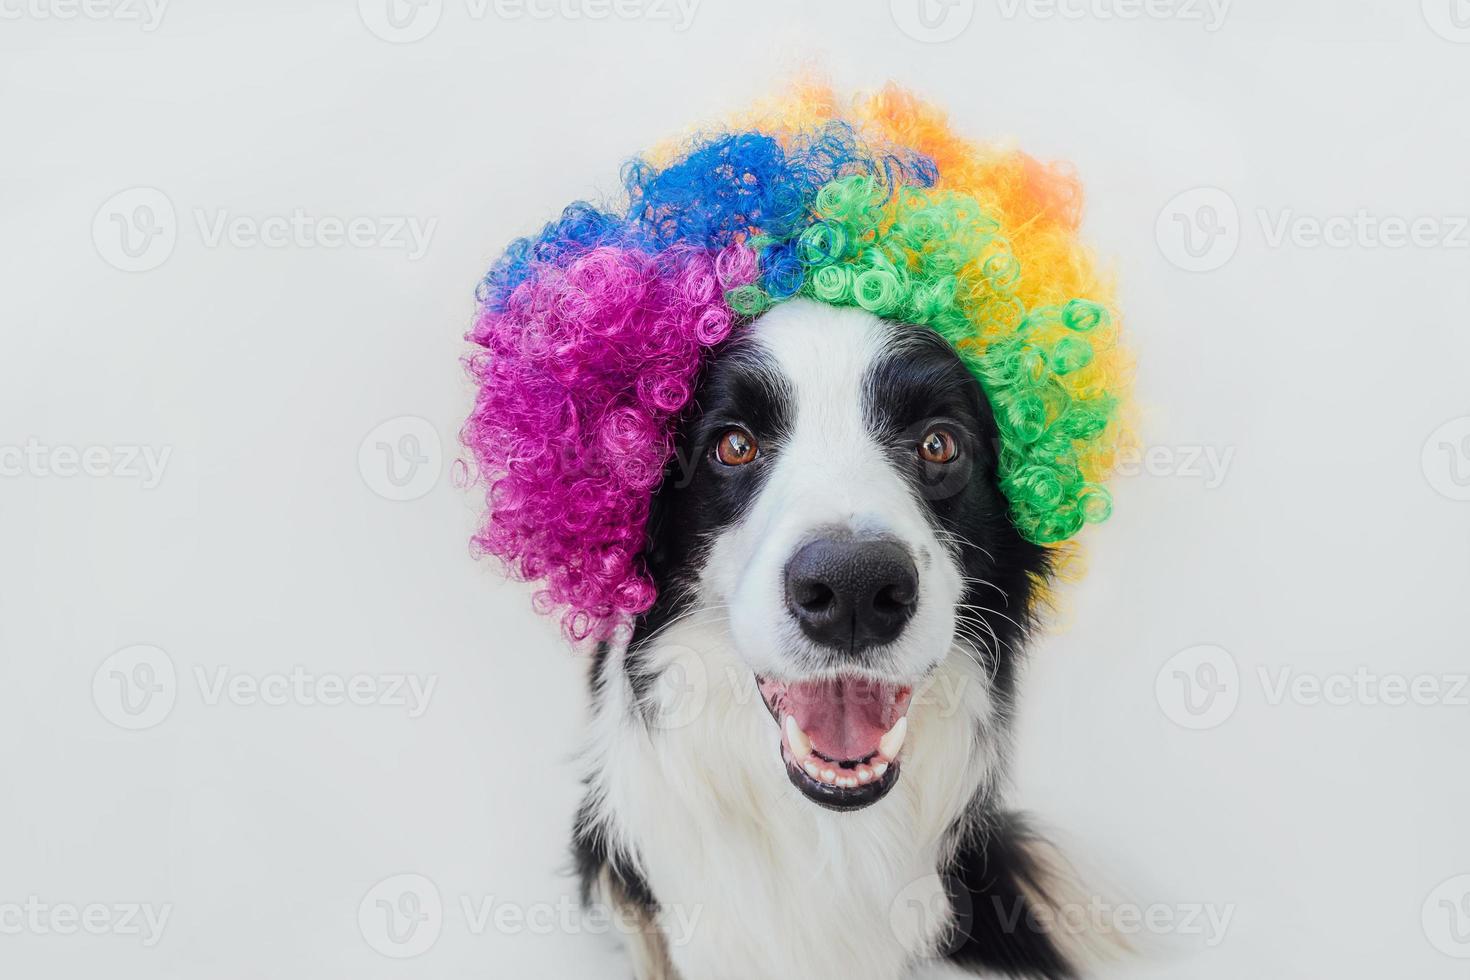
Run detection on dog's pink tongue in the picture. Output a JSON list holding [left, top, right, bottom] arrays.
[[785, 678, 909, 762]]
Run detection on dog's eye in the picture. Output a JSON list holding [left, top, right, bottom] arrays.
[[714, 427, 759, 466], [918, 427, 959, 464]]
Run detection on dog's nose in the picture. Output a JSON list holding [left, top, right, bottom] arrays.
[[783, 537, 919, 651]]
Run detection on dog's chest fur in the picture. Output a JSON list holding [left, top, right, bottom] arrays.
[[581, 617, 1002, 980]]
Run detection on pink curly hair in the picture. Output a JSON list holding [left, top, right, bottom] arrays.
[[463, 243, 758, 639]]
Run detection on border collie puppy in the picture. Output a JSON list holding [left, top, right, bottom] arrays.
[[462, 85, 1126, 980], [574, 301, 1091, 980]]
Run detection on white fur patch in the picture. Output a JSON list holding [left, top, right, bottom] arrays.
[[705, 301, 963, 685], [586, 618, 1000, 979]]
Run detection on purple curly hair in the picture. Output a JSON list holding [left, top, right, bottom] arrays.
[[464, 242, 758, 639]]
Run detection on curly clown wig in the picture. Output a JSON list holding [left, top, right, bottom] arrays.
[[463, 83, 1129, 640]]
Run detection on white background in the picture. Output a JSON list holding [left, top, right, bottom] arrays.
[[3, 0, 1469, 976]]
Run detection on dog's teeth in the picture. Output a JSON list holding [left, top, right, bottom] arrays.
[[857, 766, 873, 783], [878, 716, 908, 760], [837, 775, 858, 788], [803, 761, 821, 779], [821, 768, 837, 784], [873, 762, 889, 778], [784, 716, 812, 758]]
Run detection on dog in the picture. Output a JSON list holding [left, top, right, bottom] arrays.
[[571, 299, 1101, 979], [462, 83, 1126, 979]]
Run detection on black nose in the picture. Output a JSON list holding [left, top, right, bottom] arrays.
[[783, 537, 919, 651]]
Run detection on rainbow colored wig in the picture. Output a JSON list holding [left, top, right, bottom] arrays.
[[463, 83, 1128, 640]]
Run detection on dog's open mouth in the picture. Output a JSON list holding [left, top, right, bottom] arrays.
[[758, 675, 913, 811]]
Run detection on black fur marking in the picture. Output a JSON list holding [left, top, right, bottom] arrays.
[[572, 797, 659, 916], [863, 324, 1050, 706], [589, 641, 611, 704], [626, 338, 794, 703], [941, 810, 1078, 979]]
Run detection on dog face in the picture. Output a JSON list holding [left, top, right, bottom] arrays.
[[640, 299, 1049, 811]]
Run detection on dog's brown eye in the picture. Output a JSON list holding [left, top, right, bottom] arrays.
[[715, 428, 759, 466], [919, 428, 958, 464]]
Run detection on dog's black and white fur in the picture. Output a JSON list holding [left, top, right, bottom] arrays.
[[572, 300, 1101, 979]]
